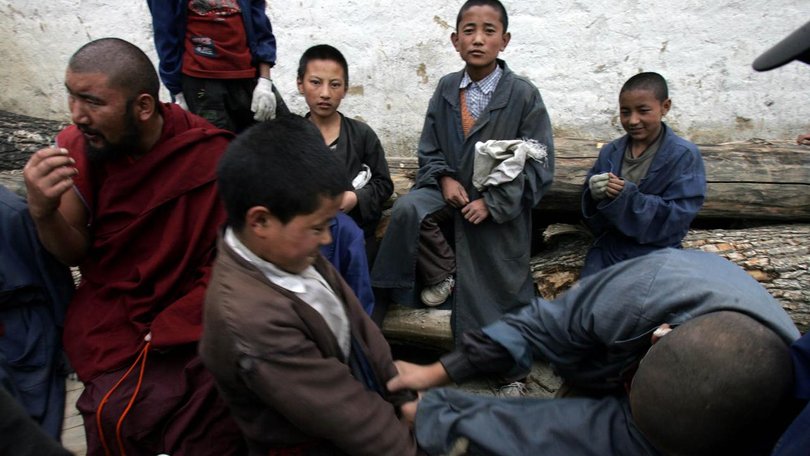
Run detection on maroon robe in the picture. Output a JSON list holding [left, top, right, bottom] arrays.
[[59, 103, 230, 381]]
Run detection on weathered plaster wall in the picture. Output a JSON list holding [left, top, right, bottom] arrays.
[[1, 1, 808, 156]]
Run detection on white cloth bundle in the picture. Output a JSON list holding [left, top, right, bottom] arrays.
[[472, 139, 548, 191]]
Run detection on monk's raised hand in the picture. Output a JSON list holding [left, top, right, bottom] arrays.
[[23, 146, 78, 219]]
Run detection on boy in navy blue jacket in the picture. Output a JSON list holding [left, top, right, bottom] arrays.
[[581, 72, 706, 277]]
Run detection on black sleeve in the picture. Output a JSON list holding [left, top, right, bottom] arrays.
[[439, 330, 519, 384]]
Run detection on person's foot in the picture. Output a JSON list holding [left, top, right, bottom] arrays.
[[421, 276, 455, 307], [496, 381, 528, 398]]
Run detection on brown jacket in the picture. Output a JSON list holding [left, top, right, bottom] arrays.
[[200, 237, 420, 455]]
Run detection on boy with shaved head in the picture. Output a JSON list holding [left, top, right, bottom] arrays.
[[388, 248, 799, 455], [23, 38, 243, 454], [581, 72, 706, 277]]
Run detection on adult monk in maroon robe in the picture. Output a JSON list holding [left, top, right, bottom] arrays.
[[23, 38, 244, 455]]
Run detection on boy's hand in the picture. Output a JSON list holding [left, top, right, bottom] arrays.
[[387, 360, 451, 392], [251, 77, 277, 121], [797, 133, 810, 145], [399, 398, 419, 429], [605, 173, 625, 199], [461, 198, 489, 224], [588, 172, 610, 200], [172, 93, 189, 111], [340, 191, 358, 212], [439, 176, 469, 208]]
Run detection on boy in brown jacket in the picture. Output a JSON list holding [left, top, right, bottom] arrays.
[[200, 115, 420, 455]]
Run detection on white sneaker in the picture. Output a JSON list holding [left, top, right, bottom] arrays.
[[421, 276, 455, 307]]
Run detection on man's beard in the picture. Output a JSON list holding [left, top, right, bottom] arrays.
[[84, 102, 141, 164]]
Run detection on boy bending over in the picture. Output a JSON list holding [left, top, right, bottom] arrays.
[[201, 115, 421, 455]]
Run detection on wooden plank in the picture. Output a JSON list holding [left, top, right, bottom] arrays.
[[381, 306, 454, 351]]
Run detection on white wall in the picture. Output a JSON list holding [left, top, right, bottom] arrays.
[[1, 0, 808, 156]]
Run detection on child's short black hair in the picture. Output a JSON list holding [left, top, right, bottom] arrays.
[[621, 72, 669, 102], [297, 44, 350, 87], [456, 0, 509, 32], [217, 115, 348, 230]]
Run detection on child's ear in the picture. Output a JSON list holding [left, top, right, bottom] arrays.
[[451, 32, 460, 52], [500, 31, 511, 51], [245, 206, 275, 236], [661, 98, 672, 117], [296, 78, 304, 94]]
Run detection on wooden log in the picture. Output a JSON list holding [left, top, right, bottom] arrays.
[[388, 138, 810, 221], [0, 110, 66, 171], [382, 307, 453, 351]]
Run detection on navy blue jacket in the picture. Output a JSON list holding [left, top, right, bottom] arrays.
[[580, 123, 706, 277], [0, 187, 74, 439]]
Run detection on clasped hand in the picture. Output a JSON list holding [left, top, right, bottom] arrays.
[[589, 172, 624, 200], [440, 176, 489, 224]]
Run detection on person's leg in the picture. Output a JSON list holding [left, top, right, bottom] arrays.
[[415, 388, 656, 455], [417, 205, 456, 306], [181, 75, 237, 132], [417, 205, 456, 287], [370, 188, 446, 306], [223, 78, 257, 133], [77, 347, 244, 456]]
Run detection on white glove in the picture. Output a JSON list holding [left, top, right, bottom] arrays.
[[173, 93, 188, 111], [251, 77, 277, 121], [351, 164, 372, 190], [588, 172, 610, 200]]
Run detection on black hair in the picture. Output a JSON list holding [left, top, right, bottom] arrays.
[[630, 312, 792, 456], [297, 44, 350, 87], [620, 72, 669, 102], [217, 115, 348, 230], [456, 0, 509, 32], [68, 37, 160, 101]]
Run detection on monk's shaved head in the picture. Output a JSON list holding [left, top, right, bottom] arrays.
[[630, 311, 792, 455], [68, 37, 160, 101]]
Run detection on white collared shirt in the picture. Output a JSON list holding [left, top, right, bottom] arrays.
[[225, 228, 351, 357]]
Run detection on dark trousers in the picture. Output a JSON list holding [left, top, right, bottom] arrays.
[[182, 75, 256, 133], [181, 75, 289, 133], [77, 346, 245, 456], [417, 205, 456, 286]]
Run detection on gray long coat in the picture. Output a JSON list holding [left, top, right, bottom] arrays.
[[371, 60, 554, 338]]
